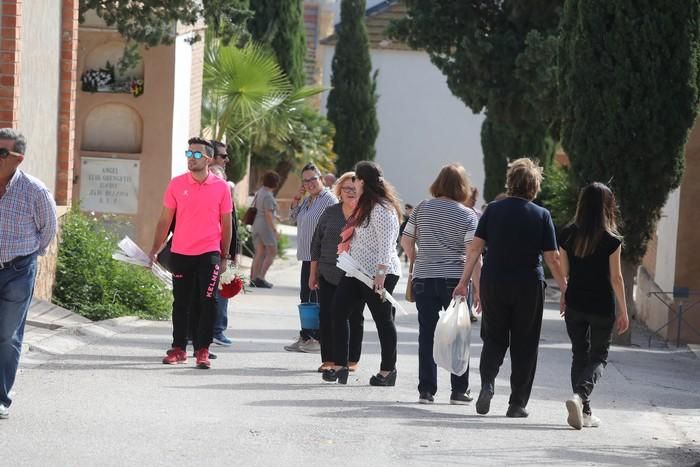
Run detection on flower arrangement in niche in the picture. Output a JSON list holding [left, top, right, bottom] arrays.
[[218, 262, 246, 298], [81, 62, 115, 92], [130, 79, 144, 97]]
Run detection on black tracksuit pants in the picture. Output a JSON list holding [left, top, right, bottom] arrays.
[[171, 251, 221, 351], [479, 278, 545, 408]]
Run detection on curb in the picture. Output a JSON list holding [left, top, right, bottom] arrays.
[[22, 316, 144, 359]]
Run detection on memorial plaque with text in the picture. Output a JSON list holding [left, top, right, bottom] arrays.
[[80, 157, 140, 214]]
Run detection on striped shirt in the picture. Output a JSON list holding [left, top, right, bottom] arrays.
[[310, 203, 348, 285], [0, 170, 58, 263], [290, 189, 337, 261], [402, 198, 478, 279]]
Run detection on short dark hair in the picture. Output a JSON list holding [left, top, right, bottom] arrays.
[[301, 162, 321, 176], [188, 137, 214, 157], [262, 170, 281, 189], [210, 140, 227, 152]]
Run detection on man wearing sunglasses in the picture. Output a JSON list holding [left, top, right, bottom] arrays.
[[149, 137, 233, 369], [0, 129, 58, 419]]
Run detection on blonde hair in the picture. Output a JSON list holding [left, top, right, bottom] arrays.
[[333, 171, 355, 199], [506, 158, 543, 200], [430, 164, 472, 203]]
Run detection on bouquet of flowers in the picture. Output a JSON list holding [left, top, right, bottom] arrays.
[[218, 262, 246, 298], [130, 79, 144, 97]]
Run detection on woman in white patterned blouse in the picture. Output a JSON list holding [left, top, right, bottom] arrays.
[[322, 161, 402, 386]]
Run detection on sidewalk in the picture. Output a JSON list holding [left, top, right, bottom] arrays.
[[10, 226, 700, 466]]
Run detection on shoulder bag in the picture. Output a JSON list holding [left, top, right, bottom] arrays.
[[242, 192, 259, 226]]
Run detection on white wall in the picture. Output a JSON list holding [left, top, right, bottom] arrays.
[[320, 46, 484, 205], [654, 188, 681, 292], [18, 0, 61, 193], [171, 33, 194, 177]]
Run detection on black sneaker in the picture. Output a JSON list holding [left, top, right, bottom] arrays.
[[254, 278, 273, 289], [476, 382, 494, 415], [418, 392, 434, 404], [450, 390, 473, 405]]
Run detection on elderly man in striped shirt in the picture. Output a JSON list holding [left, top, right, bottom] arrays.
[[0, 129, 58, 420]]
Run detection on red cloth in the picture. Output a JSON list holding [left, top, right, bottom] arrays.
[[337, 225, 355, 254]]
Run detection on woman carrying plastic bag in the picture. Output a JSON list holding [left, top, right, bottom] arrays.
[[433, 297, 472, 377]]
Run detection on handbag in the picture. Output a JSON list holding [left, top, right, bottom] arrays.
[[156, 236, 175, 273], [242, 192, 259, 226], [405, 261, 415, 303]]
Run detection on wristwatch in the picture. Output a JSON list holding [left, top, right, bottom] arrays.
[[375, 268, 387, 277]]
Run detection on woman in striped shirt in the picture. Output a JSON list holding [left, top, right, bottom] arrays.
[[400, 164, 481, 405], [309, 172, 364, 373], [285, 163, 338, 353]]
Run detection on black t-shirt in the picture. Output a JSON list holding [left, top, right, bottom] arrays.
[[476, 197, 558, 282], [559, 224, 622, 316]]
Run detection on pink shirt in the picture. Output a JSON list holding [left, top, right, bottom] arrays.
[[163, 172, 233, 255]]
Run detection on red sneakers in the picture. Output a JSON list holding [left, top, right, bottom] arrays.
[[195, 348, 211, 369], [162, 347, 187, 365]]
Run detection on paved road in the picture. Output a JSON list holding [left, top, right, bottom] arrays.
[[4, 252, 700, 466]]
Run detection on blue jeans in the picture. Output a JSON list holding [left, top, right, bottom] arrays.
[[0, 253, 38, 407], [413, 277, 470, 395], [213, 290, 228, 336]]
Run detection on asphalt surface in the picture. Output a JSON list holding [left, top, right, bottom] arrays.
[[4, 229, 700, 466]]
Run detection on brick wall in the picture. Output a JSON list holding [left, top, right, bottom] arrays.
[[55, 0, 78, 205], [0, 0, 21, 127]]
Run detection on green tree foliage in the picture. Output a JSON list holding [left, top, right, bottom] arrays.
[[559, 0, 700, 265], [79, 0, 251, 70], [390, 1, 562, 200], [248, 0, 307, 88], [53, 209, 171, 321], [326, 0, 379, 174]]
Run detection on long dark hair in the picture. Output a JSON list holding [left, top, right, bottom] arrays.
[[349, 161, 401, 227], [571, 182, 621, 257]]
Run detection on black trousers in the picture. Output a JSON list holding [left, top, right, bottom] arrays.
[[479, 278, 545, 408], [171, 251, 221, 351], [318, 274, 364, 363], [299, 261, 320, 340], [332, 274, 399, 370], [565, 307, 614, 413], [413, 277, 469, 395]]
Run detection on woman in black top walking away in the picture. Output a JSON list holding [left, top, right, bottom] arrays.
[[560, 182, 629, 430]]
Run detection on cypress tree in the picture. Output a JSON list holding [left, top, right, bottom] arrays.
[[559, 0, 700, 317], [248, 0, 307, 87], [326, 0, 379, 174]]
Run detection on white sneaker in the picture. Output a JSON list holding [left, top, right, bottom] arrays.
[[0, 404, 9, 419], [284, 336, 304, 352], [583, 413, 601, 428], [298, 338, 321, 353], [565, 394, 583, 430]]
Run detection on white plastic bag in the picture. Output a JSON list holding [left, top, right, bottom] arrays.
[[433, 297, 472, 376]]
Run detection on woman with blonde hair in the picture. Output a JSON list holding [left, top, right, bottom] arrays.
[[323, 161, 402, 386], [454, 157, 567, 418], [401, 163, 481, 405], [560, 182, 628, 430], [309, 172, 364, 372]]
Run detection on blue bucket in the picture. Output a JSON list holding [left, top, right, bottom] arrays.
[[298, 290, 320, 329]]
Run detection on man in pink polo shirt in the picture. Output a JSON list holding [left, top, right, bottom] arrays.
[[149, 137, 233, 369]]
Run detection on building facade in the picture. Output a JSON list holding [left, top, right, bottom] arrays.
[[0, 0, 79, 299]]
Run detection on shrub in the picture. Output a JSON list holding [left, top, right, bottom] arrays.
[[538, 163, 578, 231], [53, 208, 171, 321]]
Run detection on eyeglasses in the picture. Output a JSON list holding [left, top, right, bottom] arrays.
[[341, 186, 355, 193], [0, 148, 21, 159], [185, 150, 210, 160], [303, 176, 319, 184]]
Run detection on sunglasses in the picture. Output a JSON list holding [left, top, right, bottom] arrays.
[[341, 186, 355, 193], [0, 148, 21, 159], [351, 176, 360, 182], [185, 150, 210, 160], [303, 176, 319, 184]]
